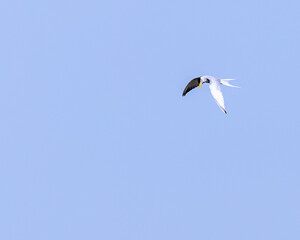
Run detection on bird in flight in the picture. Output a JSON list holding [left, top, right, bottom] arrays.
[[182, 75, 239, 114]]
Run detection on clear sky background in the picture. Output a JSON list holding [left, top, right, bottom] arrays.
[[1, 0, 299, 239]]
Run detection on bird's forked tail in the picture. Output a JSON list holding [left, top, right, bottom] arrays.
[[220, 79, 240, 88]]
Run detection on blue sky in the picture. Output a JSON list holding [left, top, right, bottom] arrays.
[[1, 0, 300, 239]]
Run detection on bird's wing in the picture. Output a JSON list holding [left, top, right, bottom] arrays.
[[209, 83, 227, 114], [182, 77, 200, 96]]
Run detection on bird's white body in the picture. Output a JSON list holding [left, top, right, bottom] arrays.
[[202, 75, 238, 114], [206, 76, 226, 114]]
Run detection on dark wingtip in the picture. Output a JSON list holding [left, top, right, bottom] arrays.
[[225, 110, 227, 114], [182, 89, 188, 96], [182, 77, 200, 97]]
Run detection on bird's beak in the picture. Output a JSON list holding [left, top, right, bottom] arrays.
[[199, 82, 202, 88]]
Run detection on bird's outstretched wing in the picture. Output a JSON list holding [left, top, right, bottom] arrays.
[[182, 77, 200, 96], [209, 82, 227, 114]]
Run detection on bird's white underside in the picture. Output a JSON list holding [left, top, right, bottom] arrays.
[[209, 80, 226, 114], [202, 75, 238, 114]]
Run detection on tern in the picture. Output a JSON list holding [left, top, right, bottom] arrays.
[[182, 75, 239, 114]]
